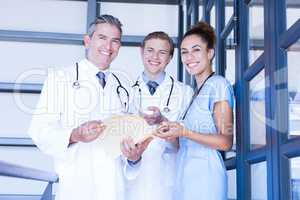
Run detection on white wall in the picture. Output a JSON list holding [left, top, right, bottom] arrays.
[[0, 0, 87, 33], [100, 2, 179, 36]]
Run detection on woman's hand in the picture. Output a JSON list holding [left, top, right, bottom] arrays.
[[154, 121, 187, 141]]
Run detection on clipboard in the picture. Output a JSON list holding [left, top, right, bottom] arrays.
[[96, 114, 156, 158]]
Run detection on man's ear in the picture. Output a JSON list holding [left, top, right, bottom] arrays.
[[83, 35, 91, 49], [208, 48, 215, 61], [140, 47, 144, 56]]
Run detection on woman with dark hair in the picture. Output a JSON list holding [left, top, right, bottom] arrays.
[[155, 21, 235, 200]]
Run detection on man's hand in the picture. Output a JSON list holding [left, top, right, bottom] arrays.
[[69, 120, 106, 144], [120, 136, 151, 162], [141, 106, 167, 125]]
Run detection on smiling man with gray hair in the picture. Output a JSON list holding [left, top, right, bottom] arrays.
[[28, 14, 139, 200]]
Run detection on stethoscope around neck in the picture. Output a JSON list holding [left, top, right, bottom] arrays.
[[72, 62, 130, 113], [132, 76, 174, 113]]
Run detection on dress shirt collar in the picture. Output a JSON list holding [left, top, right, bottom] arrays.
[[142, 71, 166, 85], [82, 59, 110, 81]]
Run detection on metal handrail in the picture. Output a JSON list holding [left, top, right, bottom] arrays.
[[0, 160, 58, 200]]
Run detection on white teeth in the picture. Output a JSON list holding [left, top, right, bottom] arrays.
[[188, 63, 198, 67], [149, 61, 160, 65], [100, 51, 110, 56]]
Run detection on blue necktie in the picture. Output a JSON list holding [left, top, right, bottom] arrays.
[[96, 72, 106, 88], [147, 81, 159, 95]]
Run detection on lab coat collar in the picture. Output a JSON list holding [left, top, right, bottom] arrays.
[[80, 59, 111, 81]]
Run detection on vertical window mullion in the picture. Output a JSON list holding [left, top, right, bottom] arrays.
[[236, 0, 251, 199]]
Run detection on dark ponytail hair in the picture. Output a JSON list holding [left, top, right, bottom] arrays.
[[182, 21, 216, 49]]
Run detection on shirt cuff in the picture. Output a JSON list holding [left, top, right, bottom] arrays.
[[127, 156, 142, 166], [123, 157, 142, 180]]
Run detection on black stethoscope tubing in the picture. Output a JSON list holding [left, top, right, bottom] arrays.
[[132, 76, 174, 112], [111, 73, 130, 103], [166, 76, 174, 109], [72, 62, 80, 89], [181, 72, 215, 120]]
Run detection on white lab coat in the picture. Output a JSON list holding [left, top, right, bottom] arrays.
[[124, 73, 193, 200], [28, 59, 132, 200]]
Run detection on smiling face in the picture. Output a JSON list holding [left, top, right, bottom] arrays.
[[180, 34, 214, 76], [141, 38, 172, 79], [84, 23, 121, 70]]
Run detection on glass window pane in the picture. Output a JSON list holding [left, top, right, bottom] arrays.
[[227, 169, 237, 200], [249, 50, 264, 67], [225, 50, 235, 85], [225, 37, 236, 158], [183, 3, 188, 33], [199, 5, 203, 20], [210, 4, 216, 29], [288, 39, 300, 138], [249, 3, 264, 66], [100, 3, 178, 37], [211, 9, 217, 74], [286, 3, 300, 29], [251, 161, 267, 200], [225, 31, 235, 84], [250, 69, 266, 149], [0, 0, 87, 33], [225, 1, 234, 25], [0, 41, 85, 83], [290, 157, 300, 200]]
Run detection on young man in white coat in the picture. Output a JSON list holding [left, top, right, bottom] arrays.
[[121, 31, 194, 200], [28, 15, 145, 200]]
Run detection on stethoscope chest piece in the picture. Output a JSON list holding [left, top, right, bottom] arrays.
[[72, 81, 80, 89], [163, 107, 170, 113], [72, 62, 80, 89]]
